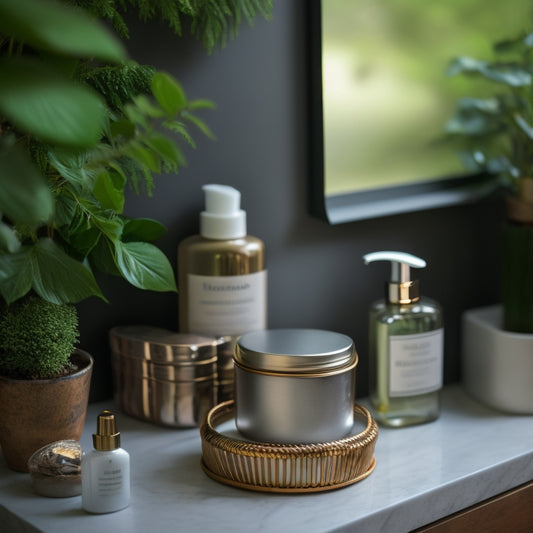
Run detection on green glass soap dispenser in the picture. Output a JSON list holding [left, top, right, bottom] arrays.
[[363, 251, 444, 427]]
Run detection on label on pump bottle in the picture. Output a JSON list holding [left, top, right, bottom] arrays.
[[187, 271, 267, 336], [388, 329, 444, 397]]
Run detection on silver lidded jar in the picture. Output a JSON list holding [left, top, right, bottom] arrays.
[[234, 329, 357, 444]]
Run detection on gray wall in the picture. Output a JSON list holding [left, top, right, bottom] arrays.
[[79, 1, 503, 401]]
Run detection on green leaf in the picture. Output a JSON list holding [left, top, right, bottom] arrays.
[[108, 169, 127, 191], [447, 57, 532, 87], [107, 160, 128, 184], [0, 0, 126, 62], [37, 52, 79, 79], [48, 149, 96, 191], [163, 120, 196, 147], [0, 142, 54, 226], [457, 97, 499, 114], [446, 98, 504, 137], [0, 222, 21, 253], [0, 247, 33, 304], [124, 103, 149, 128], [110, 119, 136, 139], [144, 133, 184, 170], [126, 142, 161, 173], [93, 171, 126, 213], [58, 199, 90, 238], [486, 156, 516, 176], [182, 111, 216, 139], [54, 195, 78, 227], [447, 115, 501, 137], [133, 95, 166, 118], [69, 227, 101, 257], [31, 238, 106, 304], [89, 237, 121, 276], [123, 218, 167, 242], [86, 209, 124, 241], [446, 57, 486, 76], [514, 114, 533, 140], [188, 99, 216, 111], [151, 72, 187, 115], [0, 58, 106, 148], [494, 33, 533, 55], [115, 241, 177, 292]]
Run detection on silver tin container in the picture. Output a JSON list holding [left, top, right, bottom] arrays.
[[234, 329, 357, 444], [109, 326, 218, 428]]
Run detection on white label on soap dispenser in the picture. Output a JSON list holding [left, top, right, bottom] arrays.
[[388, 329, 443, 397], [187, 271, 267, 336]]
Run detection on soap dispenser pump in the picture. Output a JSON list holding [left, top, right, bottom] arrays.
[[363, 251, 444, 427]]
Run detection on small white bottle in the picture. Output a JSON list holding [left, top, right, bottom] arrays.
[[82, 410, 130, 514]]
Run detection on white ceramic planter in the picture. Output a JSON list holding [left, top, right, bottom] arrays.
[[462, 305, 533, 414]]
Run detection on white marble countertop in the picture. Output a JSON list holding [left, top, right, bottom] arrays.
[[1, 384, 533, 533]]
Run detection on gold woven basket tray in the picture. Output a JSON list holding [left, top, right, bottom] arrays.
[[200, 400, 378, 493]]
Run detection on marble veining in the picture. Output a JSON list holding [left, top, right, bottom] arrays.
[[1, 384, 533, 533]]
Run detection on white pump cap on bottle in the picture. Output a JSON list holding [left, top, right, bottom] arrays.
[[363, 251, 426, 304], [200, 184, 247, 239]]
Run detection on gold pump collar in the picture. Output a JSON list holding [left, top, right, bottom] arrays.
[[387, 280, 420, 304], [93, 410, 121, 451]]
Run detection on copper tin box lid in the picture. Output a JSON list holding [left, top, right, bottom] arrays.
[[109, 326, 218, 364]]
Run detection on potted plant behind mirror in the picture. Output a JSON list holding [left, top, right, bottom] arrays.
[[446, 31, 533, 413], [0, 0, 272, 471]]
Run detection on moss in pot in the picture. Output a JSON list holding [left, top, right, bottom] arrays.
[[0, 294, 79, 380]]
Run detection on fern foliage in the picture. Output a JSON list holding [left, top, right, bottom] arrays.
[[80, 63, 156, 112], [190, 0, 273, 51], [74, 0, 273, 52]]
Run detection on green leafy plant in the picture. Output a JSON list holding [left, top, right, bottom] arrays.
[[445, 32, 533, 195], [0, 0, 272, 376], [0, 294, 78, 379], [446, 31, 533, 332], [0, 0, 272, 305], [0, 1, 208, 305]]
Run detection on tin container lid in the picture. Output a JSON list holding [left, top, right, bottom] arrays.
[[235, 329, 356, 374], [109, 325, 218, 364]]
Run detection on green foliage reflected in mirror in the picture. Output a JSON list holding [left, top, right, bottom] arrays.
[[310, 0, 532, 222]]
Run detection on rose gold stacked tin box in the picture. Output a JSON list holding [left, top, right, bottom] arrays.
[[109, 326, 219, 428]]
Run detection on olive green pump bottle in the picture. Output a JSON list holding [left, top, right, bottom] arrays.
[[363, 251, 444, 427]]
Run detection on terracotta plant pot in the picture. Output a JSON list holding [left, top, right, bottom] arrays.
[[0, 349, 93, 472]]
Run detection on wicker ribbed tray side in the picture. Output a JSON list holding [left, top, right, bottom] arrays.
[[200, 401, 378, 493]]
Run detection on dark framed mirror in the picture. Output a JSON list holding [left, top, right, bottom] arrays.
[[308, 0, 528, 223]]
